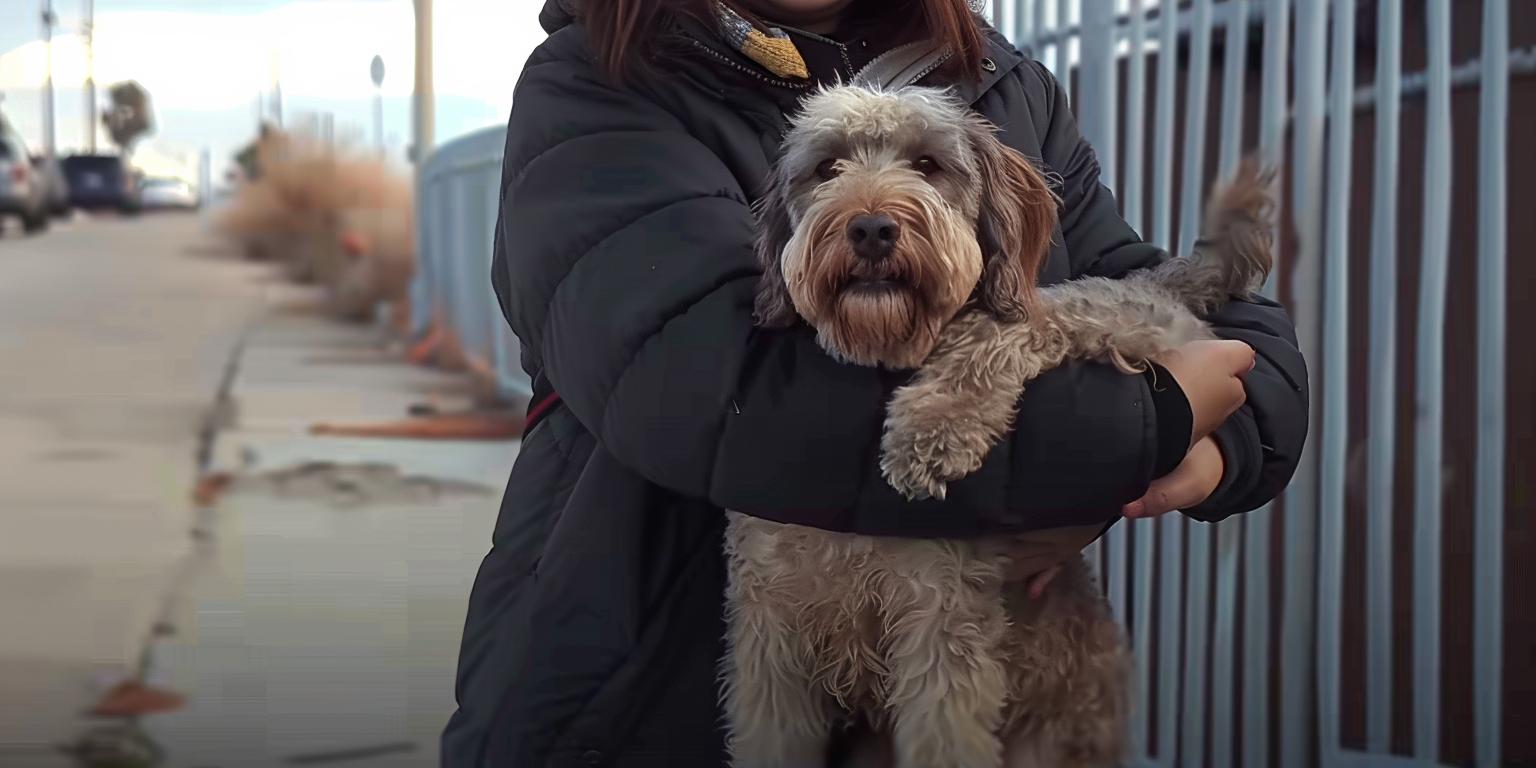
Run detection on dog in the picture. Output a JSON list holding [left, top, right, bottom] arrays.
[[723, 85, 1273, 768]]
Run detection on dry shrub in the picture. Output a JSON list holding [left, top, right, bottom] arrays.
[[217, 128, 416, 323]]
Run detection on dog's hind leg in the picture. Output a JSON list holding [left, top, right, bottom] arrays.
[[880, 546, 1010, 768], [722, 514, 839, 768]]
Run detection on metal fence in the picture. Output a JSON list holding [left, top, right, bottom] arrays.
[[410, 125, 530, 402], [412, 1, 1525, 765], [997, 0, 1523, 765]]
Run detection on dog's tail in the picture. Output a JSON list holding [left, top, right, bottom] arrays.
[[1152, 160, 1277, 313]]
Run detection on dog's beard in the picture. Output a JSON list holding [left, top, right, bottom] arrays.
[[782, 188, 981, 369]]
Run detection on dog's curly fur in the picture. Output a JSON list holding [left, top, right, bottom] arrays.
[[725, 85, 1273, 768]]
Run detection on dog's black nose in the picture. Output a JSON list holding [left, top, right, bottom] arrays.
[[847, 214, 900, 261]]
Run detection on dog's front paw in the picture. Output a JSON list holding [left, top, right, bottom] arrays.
[[880, 448, 950, 501], [880, 415, 991, 501]]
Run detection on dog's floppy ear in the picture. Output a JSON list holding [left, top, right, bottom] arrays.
[[968, 117, 1058, 322], [752, 164, 798, 328]]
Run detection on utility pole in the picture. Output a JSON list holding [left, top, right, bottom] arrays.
[[83, 0, 96, 152], [370, 55, 385, 157], [40, 0, 57, 160], [412, 0, 434, 163], [269, 49, 284, 128]]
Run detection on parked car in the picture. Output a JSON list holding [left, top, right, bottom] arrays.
[[32, 155, 72, 217], [0, 123, 49, 235], [138, 178, 198, 210], [60, 154, 141, 214]]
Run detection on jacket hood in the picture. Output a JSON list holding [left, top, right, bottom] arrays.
[[540, 0, 576, 34]]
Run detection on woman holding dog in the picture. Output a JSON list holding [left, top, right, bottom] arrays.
[[445, 0, 1308, 765]]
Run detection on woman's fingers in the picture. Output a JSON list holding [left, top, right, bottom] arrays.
[[1156, 339, 1254, 441], [1028, 564, 1063, 600]]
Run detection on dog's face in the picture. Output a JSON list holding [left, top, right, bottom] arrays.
[[754, 86, 1058, 369]]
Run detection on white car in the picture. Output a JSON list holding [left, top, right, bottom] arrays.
[[138, 178, 198, 210], [0, 122, 49, 234]]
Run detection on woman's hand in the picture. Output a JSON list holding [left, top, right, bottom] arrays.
[[1122, 435, 1226, 519], [1155, 339, 1255, 443]]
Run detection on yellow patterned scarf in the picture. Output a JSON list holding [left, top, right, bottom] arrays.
[[716, 3, 810, 80]]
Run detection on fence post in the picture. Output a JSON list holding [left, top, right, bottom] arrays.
[[1474, 1, 1509, 764], [1149, 1, 1182, 761], [1412, 1, 1453, 761], [1210, 2, 1251, 763], [1364, 0, 1402, 754], [1316, 0, 1358, 759], [1281, 0, 1328, 763], [1175, 3, 1216, 766]]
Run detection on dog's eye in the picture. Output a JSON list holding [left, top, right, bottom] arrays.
[[913, 156, 940, 175], [815, 158, 841, 181]]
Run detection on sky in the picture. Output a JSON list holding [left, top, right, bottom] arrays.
[[0, 0, 548, 181]]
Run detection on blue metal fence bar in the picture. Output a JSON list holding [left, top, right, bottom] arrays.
[[1157, 516, 1183, 764], [1033, 0, 1051, 70], [1131, 520, 1154, 761], [1413, 0, 1452, 759], [1118, 0, 1150, 716], [1216, 0, 1249, 176], [1014, 0, 1033, 46], [1209, 2, 1249, 762], [1474, 1, 1508, 764], [1150, 0, 1178, 251], [1150, 0, 1182, 761], [1079, 0, 1118, 195], [1317, 0, 1356, 758], [1057, 0, 1074, 98], [457, 171, 492, 361], [410, 174, 436, 337], [1244, 4, 1289, 762], [1364, 0, 1402, 753], [446, 179, 473, 356], [483, 161, 531, 401], [1077, 0, 1119, 611], [1282, 0, 1327, 763], [1121, 0, 1148, 234], [1176, 5, 1215, 765]]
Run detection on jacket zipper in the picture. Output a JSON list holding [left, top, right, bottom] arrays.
[[908, 51, 955, 86], [686, 38, 811, 90]]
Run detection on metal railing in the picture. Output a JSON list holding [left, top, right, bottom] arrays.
[[413, 1, 1521, 764], [410, 126, 531, 402], [1006, 0, 1518, 766]]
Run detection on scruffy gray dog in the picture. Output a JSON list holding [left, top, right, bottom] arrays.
[[723, 85, 1273, 768]]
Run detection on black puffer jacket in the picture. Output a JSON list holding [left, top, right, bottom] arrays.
[[445, 4, 1308, 767]]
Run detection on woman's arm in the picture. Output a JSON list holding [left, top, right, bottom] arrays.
[[498, 47, 1180, 535]]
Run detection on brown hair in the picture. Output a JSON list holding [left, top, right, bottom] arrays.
[[581, 0, 986, 84]]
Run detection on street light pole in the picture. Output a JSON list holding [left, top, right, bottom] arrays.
[[83, 0, 96, 152], [412, 0, 434, 163], [40, 0, 57, 160], [370, 55, 385, 157]]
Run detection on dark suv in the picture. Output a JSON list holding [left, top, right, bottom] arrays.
[[61, 154, 141, 214]]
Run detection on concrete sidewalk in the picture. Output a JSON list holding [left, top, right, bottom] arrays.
[[136, 284, 512, 767], [0, 215, 272, 766]]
